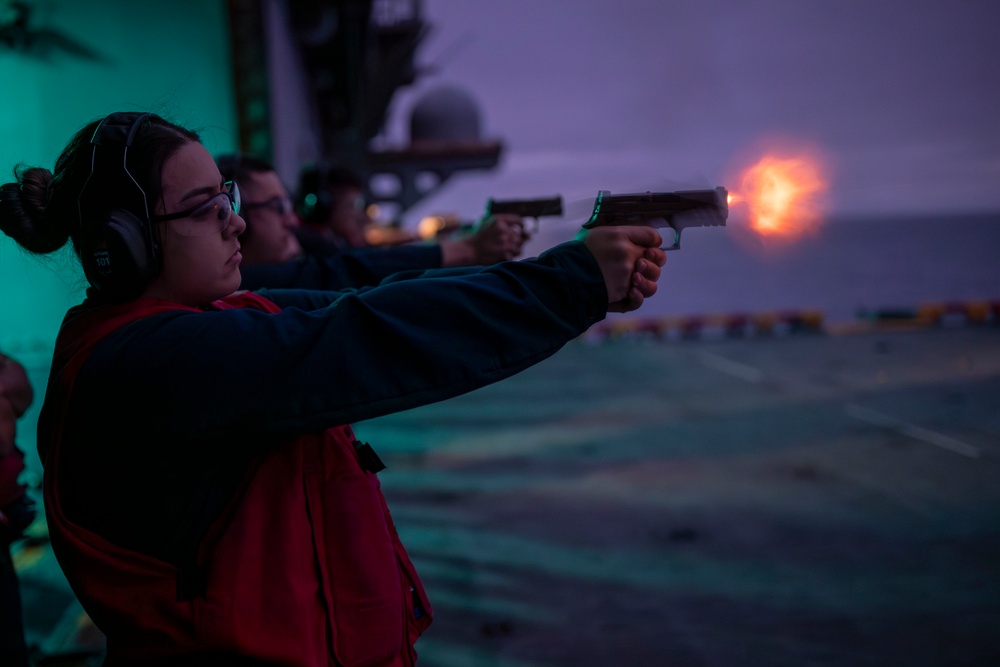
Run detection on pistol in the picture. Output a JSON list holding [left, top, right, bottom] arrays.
[[581, 187, 728, 250], [485, 196, 563, 234]]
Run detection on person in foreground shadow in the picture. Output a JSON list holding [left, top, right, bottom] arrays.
[[0, 111, 665, 666], [0, 351, 36, 667]]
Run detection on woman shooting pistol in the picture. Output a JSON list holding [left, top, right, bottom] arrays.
[[0, 111, 664, 666]]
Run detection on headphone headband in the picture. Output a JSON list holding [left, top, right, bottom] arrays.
[[90, 112, 157, 147], [77, 111, 165, 297], [81, 112, 161, 225]]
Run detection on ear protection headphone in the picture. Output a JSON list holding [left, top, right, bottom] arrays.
[[295, 160, 332, 224], [77, 112, 162, 298]]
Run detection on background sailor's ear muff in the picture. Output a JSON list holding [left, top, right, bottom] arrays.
[[78, 112, 162, 299], [295, 160, 332, 224]]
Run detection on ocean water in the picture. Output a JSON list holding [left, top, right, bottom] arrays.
[[527, 211, 1000, 325]]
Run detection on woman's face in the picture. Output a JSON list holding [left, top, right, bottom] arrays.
[[142, 141, 246, 306]]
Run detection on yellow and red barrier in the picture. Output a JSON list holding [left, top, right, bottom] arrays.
[[585, 299, 999, 342]]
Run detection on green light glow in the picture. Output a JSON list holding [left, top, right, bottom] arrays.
[[0, 0, 239, 356]]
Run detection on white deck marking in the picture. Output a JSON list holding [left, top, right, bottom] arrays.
[[846, 404, 981, 458], [698, 351, 764, 383]]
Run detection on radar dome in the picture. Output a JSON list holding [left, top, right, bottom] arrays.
[[409, 85, 482, 142]]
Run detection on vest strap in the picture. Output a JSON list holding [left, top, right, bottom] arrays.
[[352, 440, 386, 474]]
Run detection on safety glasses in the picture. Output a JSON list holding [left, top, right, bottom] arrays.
[[151, 181, 241, 236]]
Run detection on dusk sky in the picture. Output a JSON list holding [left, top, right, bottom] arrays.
[[381, 0, 1000, 229]]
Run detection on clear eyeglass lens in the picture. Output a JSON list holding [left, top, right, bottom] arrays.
[[230, 181, 241, 215], [173, 194, 233, 236], [165, 182, 239, 237]]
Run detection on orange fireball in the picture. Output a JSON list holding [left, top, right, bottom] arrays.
[[731, 149, 829, 241]]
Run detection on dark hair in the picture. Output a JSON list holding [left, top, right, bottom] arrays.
[[0, 113, 199, 265], [216, 152, 275, 187], [215, 153, 279, 244], [298, 161, 363, 193], [295, 161, 363, 224]]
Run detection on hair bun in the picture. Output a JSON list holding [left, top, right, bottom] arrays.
[[0, 168, 69, 253]]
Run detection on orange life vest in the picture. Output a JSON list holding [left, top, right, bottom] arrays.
[[39, 293, 432, 665]]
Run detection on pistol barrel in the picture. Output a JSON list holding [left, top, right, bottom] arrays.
[[486, 196, 564, 219]]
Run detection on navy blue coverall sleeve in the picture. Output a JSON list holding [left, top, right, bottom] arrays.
[[87, 240, 606, 440], [60, 240, 608, 563]]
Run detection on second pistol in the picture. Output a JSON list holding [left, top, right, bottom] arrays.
[[485, 196, 563, 234]]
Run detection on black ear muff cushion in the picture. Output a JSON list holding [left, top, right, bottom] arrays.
[[107, 209, 155, 281], [296, 165, 330, 223], [85, 209, 156, 295]]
